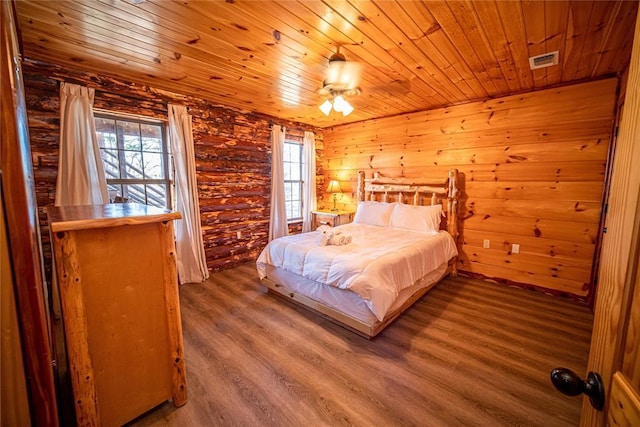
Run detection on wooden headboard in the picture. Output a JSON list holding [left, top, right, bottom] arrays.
[[356, 168, 460, 250]]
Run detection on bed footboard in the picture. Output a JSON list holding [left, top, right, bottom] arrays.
[[261, 261, 453, 339]]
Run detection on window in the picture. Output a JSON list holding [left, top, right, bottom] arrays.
[[283, 141, 303, 221], [94, 114, 172, 209]]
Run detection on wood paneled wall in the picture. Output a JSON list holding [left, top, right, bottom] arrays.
[[323, 78, 618, 300], [22, 60, 322, 280], [22, 57, 618, 300]]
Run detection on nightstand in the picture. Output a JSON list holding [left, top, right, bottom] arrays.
[[312, 210, 354, 229]]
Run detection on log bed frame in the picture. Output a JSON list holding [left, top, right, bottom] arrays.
[[261, 168, 460, 338]]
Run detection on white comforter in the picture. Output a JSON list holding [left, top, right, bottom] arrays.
[[256, 224, 458, 321]]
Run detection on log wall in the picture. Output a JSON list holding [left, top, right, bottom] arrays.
[[322, 78, 618, 300], [23, 57, 618, 300], [22, 60, 323, 280]]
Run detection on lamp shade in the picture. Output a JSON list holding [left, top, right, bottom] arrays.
[[326, 180, 342, 193], [319, 99, 332, 115], [332, 95, 347, 113], [341, 101, 354, 116]]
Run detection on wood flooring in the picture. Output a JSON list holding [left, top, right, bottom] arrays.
[[128, 263, 593, 427]]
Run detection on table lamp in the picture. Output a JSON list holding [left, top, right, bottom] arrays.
[[326, 180, 342, 211]]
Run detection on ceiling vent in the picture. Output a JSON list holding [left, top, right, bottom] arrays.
[[529, 51, 559, 70]]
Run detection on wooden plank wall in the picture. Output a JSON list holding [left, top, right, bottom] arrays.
[[22, 60, 322, 280], [322, 78, 618, 300]]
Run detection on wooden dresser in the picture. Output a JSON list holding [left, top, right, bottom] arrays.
[[48, 204, 187, 426], [311, 210, 354, 229]]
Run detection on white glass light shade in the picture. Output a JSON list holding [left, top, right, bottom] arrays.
[[319, 95, 355, 116], [319, 99, 332, 115], [333, 95, 347, 112], [341, 100, 354, 116]]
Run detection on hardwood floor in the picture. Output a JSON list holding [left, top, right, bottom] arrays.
[[129, 263, 593, 426]]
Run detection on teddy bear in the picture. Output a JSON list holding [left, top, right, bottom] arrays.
[[316, 225, 352, 246], [315, 224, 333, 246]]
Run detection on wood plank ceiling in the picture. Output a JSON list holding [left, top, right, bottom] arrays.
[[14, 0, 638, 128]]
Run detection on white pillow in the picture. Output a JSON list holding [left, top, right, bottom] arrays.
[[390, 203, 443, 234], [353, 201, 396, 227]]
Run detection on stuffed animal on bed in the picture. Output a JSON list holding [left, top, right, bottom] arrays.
[[316, 224, 352, 246], [315, 224, 333, 246], [330, 232, 352, 246]]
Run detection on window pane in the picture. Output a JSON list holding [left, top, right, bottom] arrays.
[[99, 133, 117, 150], [107, 184, 122, 203], [145, 184, 167, 208], [101, 149, 120, 179], [290, 182, 301, 200], [118, 121, 141, 150], [141, 124, 162, 152], [290, 201, 301, 218], [118, 183, 168, 208], [283, 143, 292, 162], [107, 184, 167, 208], [122, 183, 145, 205], [143, 152, 164, 179], [124, 151, 144, 179], [284, 162, 291, 181], [286, 201, 294, 219], [289, 162, 301, 180], [95, 118, 117, 148]]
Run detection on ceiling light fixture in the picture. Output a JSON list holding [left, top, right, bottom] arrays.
[[319, 92, 357, 116], [318, 47, 361, 116], [319, 99, 333, 115]]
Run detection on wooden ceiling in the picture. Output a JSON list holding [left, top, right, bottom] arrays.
[[14, 0, 638, 128]]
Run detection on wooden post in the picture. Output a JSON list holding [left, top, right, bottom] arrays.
[[52, 230, 99, 426], [357, 171, 365, 202], [160, 220, 188, 407], [447, 168, 460, 276]]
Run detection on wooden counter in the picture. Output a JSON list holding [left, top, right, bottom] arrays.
[[48, 204, 187, 426]]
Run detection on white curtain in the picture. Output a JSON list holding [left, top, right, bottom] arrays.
[[168, 104, 209, 284], [55, 82, 108, 206], [269, 124, 289, 241], [301, 131, 317, 233]]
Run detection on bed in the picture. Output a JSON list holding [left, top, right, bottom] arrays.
[[256, 169, 460, 338]]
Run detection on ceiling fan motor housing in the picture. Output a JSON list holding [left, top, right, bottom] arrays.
[[329, 51, 346, 63], [321, 50, 361, 96]]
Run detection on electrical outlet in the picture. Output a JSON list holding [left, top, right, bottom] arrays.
[[236, 231, 242, 239], [483, 239, 490, 249], [512, 243, 520, 254]]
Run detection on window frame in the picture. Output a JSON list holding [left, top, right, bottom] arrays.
[[283, 139, 304, 222], [94, 112, 173, 209]]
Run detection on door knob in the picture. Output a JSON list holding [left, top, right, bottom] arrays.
[[550, 368, 605, 411]]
